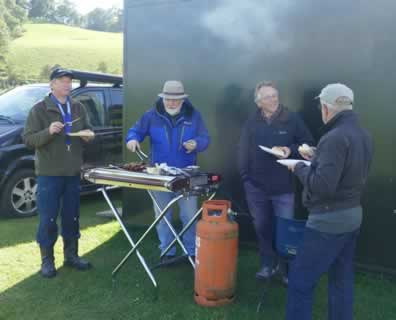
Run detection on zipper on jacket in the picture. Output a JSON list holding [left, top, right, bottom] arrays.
[[179, 125, 185, 150], [163, 124, 171, 147]]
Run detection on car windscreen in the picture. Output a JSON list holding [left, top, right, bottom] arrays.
[[0, 86, 49, 122]]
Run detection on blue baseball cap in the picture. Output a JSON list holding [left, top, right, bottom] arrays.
[[50, 68, 74, 80]]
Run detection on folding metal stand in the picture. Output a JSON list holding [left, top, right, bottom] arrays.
[[95, 150, 217, 288]]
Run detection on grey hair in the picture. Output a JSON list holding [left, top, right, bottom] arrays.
[[320, 98, 353, 113], [254, 81, 278, 102]]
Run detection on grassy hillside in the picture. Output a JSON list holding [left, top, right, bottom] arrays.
[[7, 24, 123, 80]]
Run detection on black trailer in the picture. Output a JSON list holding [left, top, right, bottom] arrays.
[[122, 0, 396, 272]]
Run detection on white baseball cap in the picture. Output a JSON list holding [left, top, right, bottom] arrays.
[[317, 83, 354, 106]]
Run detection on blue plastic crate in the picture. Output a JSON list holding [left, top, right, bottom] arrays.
[[274, 216, 307, 259]]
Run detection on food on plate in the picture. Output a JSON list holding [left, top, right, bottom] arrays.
[[146, 166, 161, 175], [298, 144, 315, 157]]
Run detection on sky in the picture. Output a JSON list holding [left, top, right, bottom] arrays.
[[69, 0, 123, 14]]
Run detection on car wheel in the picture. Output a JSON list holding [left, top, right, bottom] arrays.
[[0, 169, 38, 218]]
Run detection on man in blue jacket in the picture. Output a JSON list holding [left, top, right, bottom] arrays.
[[286, 84, 373, 320], [126, 81, 210, 262], [238, 81, 314, 283]]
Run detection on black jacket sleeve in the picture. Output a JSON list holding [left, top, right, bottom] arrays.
[[294, 132, 348, 197]]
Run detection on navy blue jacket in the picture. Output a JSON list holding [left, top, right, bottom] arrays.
[[126, 98, 210, 168], [238, 105, 314, 195], [294, 110, 373, 213]]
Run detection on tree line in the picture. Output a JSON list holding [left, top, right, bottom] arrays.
[[0, 0, 122, 83], [0, 0, 28, 79], [28, 0, 123, 33]]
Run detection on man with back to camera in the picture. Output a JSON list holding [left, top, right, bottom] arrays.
[[285, 83, 373, 320]]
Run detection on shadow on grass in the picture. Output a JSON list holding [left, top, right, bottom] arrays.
[[1, 223, 396, 320], [0, 190, 122, 250], [0, 224, 290, 320]]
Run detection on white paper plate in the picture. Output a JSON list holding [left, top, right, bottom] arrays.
[[258, 145, 285, 157], [67, 130, 95, 137], [277, 159, 311, 167]]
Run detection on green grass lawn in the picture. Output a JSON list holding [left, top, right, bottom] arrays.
[[7, 24, 122, 80], [1, 193, 395, 320]]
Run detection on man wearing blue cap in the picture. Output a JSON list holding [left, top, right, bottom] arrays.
[[285, 83, 374, 320], [23, 68, 95, 278]]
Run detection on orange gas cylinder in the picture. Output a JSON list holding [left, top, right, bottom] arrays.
[[194, 200, 239, 306]]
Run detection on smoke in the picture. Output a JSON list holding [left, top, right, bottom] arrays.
[[201, 0, 293, 54]]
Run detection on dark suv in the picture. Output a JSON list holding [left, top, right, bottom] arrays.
[[0, 70, 123, 218]]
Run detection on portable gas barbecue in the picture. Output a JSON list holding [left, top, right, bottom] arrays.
[[84, 167, 220, 194], [83, 150, 221, 287]]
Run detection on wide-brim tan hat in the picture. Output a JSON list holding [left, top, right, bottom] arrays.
[[158, 80, 189, 100]]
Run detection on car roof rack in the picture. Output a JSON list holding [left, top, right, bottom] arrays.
[[70, 69, 123, 88]]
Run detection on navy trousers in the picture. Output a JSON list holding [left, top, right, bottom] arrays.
[[36, 176, 81, 248], [286, 227, 359, 320], [244, 181, 294, 267]]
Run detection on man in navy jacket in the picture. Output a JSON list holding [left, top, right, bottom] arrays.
[[126, 81, 210, 262], [238, 81, 314, 282], [286, 84, 373, 320]]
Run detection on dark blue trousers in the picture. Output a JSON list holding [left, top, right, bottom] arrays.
[[244, 181, 294, 267], [286, 227, 359, 320], [36, 176, 81, 248]]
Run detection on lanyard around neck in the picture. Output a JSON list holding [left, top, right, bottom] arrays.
[[50, 94, 71, 119], [50, 94, 72, 150]]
